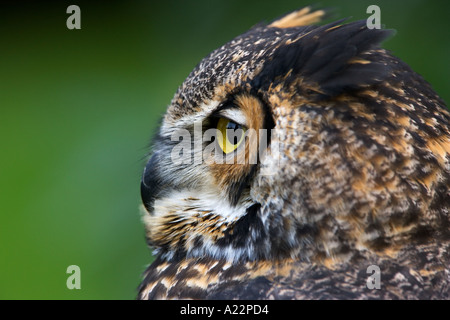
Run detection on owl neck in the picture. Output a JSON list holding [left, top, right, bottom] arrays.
[[144, 196, 448, 267], [143, 196, 343, 264]]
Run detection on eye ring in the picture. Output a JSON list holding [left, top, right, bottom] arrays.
[[217, 118, 246, 154]]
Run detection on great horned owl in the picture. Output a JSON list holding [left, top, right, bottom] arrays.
[[138, 7, 450, 299]]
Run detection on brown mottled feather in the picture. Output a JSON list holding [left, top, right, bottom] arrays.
[[139, 7, 449, 299]]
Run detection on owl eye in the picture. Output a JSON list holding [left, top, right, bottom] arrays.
[[217, 118, 246, 154]]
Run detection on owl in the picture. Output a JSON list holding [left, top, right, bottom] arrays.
[[138, 7, 450, 299]]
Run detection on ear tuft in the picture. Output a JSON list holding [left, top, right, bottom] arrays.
[[255, 20, 394, 98], [269, 6, 328, 29]]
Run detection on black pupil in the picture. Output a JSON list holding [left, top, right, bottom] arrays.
[[226, 121, 243, 145]]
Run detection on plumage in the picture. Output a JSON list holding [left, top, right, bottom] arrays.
[[138, 6, 450, 299]]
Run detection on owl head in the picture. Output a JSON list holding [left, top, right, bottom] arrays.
[[140, 7, 450, 267]]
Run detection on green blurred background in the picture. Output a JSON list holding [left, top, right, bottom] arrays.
[[0, 0, 448, 299]]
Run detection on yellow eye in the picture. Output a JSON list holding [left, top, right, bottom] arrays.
[[217, 118, 246, 154]]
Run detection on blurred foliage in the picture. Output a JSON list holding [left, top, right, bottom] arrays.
[[0, 0, 448, 299]]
